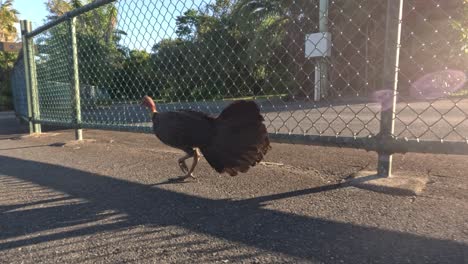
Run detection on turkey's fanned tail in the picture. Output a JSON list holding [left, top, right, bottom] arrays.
[[200, 100, 271, 176]]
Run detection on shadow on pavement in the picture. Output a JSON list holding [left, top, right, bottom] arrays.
[[0, 112, 71, 140], [0, 155, 466, 263]]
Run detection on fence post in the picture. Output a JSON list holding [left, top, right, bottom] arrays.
[[20, 20, 41, 134], [29, 20, 42, 134], [314, 0, 329, 101], [377, 0, 404, 177], [69, 17, 83, 140]]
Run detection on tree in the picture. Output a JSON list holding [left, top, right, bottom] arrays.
[[46, 0, 119, 43], [37, 0, 125, 101], [397, 0, 468, 95], [148, 0, 468, 103], [0, 0, 19, 42], [160, 2, 246, 100], [0, 0, 19, 109], [0, 50, 17, 105], [231, 0, 318, 97], [112, 49, 153, 100], [175, 9, 201, 40]]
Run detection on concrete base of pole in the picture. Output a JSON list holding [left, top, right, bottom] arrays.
[[345, 171, 429, 196]]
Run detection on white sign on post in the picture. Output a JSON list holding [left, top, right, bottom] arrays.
[[305, 32, 331, 58], [305, 32, 331, 101]]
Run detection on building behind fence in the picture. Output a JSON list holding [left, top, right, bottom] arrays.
[[11, 0, 468, 177]]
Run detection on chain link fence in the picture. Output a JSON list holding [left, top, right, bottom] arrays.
[[10, 0, 468, 176], [11, 54, 28, 119]]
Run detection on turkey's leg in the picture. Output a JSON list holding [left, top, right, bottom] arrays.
[[178, 152, 193, 174], [178, 148, 200, 180]]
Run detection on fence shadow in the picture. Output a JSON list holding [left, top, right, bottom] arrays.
[[0, 155, 466, 263], [0, 112, 28, 139]]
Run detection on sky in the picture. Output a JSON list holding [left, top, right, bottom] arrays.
[[11, 0, 206, 51], [114, 0, 205, 51], [12, 0, 49, 35]]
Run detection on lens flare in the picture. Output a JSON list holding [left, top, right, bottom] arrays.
[[371, 70, 466, 111], [371, 89, 396, 111], [410, 70, 467, 100]]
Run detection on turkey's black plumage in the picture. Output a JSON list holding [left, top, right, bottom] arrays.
[[144, 96, 271, 177]]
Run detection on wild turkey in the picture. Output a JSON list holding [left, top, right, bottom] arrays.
[[142, 96, 271, 180]]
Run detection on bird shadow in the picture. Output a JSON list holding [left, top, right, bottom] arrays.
[[151, 176, 195, 186]]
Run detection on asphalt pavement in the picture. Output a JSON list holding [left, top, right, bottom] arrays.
[[0, 111, 467, 263]]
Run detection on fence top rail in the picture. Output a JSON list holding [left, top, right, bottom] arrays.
[[24, 0, 116, 38]]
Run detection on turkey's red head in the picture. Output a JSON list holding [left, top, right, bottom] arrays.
[[142, 95, 157, 113]]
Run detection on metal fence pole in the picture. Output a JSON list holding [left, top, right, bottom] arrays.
[[319, 0, 329, 99], [377, 0, 404, 177], [20, 20, 35, 134], [69, 17, 83, 140], [29, 20, 42, 134], [314, 0, 329, 101]]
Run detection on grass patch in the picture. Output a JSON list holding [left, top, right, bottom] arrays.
[[451, 87, 468, 97]]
